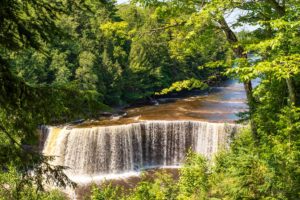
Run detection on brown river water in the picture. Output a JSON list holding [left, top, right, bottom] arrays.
[[128, 79, 248, 122], [78, 79, 250, 127]]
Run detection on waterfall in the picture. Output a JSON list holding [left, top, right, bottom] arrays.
[[42, 121, 241, 180]]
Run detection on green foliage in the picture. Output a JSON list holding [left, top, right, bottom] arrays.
[[156, 78, 208, 95], [1, 0, 300, 199], [91, 183, 123, 200], [87, 2, 300, 199], [210, 131, 275, 200], [135, 172, 179, 200], [0, 166, 65, 200], [178, 151, 208, 200], [5, 2, 228, 105], [90, 172, 179, 200], [91, 153, 209, 200], [0, 0, 110, 198], [211, 108, 300, 199], [1, 0, 227, 197]]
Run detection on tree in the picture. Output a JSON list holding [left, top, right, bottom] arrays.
[[130, 0, 258, 140], [0, 0, 109, 197]]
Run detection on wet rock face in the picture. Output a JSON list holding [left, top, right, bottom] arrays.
[[42, 121, 242, 177]]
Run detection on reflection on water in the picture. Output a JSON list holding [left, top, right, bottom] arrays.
[[78, 79, 255, 127]]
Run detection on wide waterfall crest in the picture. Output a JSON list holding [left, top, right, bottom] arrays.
[[42, 121, 241, 179]]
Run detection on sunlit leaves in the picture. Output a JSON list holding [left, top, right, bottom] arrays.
[[100, 21, 129, 39], [253, 55, 300, 80], [91, 183, 123, 200], [49, 50, 71, 84], [155, 78, 208, 95], [178, 151, 208, 200], [0, 165, 66, 200], [75, 51, 98, 90]]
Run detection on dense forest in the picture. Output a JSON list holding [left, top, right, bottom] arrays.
[[0, 0, 299, 199]]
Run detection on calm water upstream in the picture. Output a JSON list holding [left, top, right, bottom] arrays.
[[79, 79, 253, 127], [127, 79, 248, 122]]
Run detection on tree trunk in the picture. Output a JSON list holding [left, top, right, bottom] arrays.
[[218, 17, 259, 142], [267, 0, 297, 104], [286, 77, 296, 105]]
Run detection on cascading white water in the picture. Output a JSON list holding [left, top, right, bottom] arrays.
[[41, 121, 241, 181]]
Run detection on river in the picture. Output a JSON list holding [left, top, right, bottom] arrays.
[[40, 79, 253, 198], [78, 79, 249, 127]]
